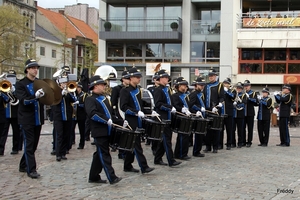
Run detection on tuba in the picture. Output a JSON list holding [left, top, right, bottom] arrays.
[[0, 73, 19, 106], [66, 81, 77, 93]]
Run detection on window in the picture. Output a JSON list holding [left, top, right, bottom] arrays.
[[190, 42, 220, 63], [146, 43, 162, 57], [40, 47, 45, 56], [52, 49, 56, 58]]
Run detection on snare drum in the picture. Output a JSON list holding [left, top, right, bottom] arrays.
[[143, 118, 166, 141], [192, 117, 211, 135], [109, 127, 142, 152], [207, 114, 227, 131], [172, 114, 194, 134]]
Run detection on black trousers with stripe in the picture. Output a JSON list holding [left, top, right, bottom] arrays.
[[54, 120, 71, 157], [89, 136, 117, 183], [19, 124, 41, 174]]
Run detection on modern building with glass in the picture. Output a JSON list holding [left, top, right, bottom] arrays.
[[98, 0, 300, 111]]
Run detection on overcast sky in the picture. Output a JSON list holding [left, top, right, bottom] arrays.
[[37, 0, 99, 9]]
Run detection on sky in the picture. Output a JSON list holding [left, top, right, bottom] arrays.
[[37, 0, 99, 9]]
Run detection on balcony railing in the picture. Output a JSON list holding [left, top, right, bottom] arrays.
[[237, 11, 300, 29], [100, 18, 182, 33], [191, 20, 220, 35]]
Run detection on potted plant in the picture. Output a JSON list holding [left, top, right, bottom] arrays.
[[170, 22, 178, 31], [104, 21, 112, 31]]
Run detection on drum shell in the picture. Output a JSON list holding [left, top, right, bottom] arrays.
[[109, 127, 141, 152], [207, 114, 227, 131], [171, 114, 194, 134], [143, 118, 166, 141], [192, 117, 211, 135]]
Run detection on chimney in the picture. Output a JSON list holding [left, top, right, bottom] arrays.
[[59, 10, 64, 15], [34, 1, 37, 7]]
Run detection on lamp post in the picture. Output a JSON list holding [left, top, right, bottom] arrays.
[[25, 44, 30, 58]]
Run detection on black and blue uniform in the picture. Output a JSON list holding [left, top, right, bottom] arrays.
[[0, 92, 10, 155], [257, 97, 272, 146], [233, 92, 247, 147], [244, 90, 258, 146]]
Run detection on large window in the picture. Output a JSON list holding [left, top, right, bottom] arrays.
[[40, 46, 45, 56], [239, 48, 300, 74], [190, 42, 220, 63], [107, 43, 181, 63]]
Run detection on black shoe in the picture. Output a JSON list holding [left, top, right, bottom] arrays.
[[276, 143, 284, 146], [154, 161, 168, 166], [258, 144, 262, 146], [110, 177, 122, 185], [246, 144, 251, 147], [66, 151, 69, 154], [193, 153, 205, 157], [77, 146, 83, 149], [218, 145, 223, 150], [19, 168, 27, 173], [203, 149, 211, 153], [142, 167, 155, 174], [85, 138, 90, 141], [88, 179, 107, 184], [124, 168, 139, 173], [231, 144, 236, 148], [262, 144, 268, 147], [11, 150, 18, 155], [212, 149, 218, 153], [226, 146, 231, 150], [50, 150, 56, 155], [28, 172, 39, 179], [56, 156, 61, 162], [61, 155, 67, 160], [177, 156, 191, 160], [91, 142, 95, 145], [170, 161, 181, 167]]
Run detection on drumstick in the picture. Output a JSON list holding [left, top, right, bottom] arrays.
[[176, 111, 186, 116], [191, 113, 204, 119], [127, 124, 133, 130], [205, 110, 219, 116], [156, 115, 162, 122], [112, 123, 130, 130]]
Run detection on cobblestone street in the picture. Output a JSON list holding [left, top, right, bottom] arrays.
[[1, 121, 300, 199]]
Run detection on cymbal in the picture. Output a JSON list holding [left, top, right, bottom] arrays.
[[43, 79, 62, 105], [33, 80, 54, 105]]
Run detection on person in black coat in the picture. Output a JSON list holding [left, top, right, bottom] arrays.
[[153, 69, 181, 166], [15, 59, 44, 179], [119, 67, 154, 174], [275, 84, 293, 147], [243, 80, 258, 147], [221, 78, 236, 150], [85, 75, 123, 184], [0, 91, 10, 155], [52, 79, 77, 161], [172, 77, 192, 160], [189, 77, 207, 157], [257, 87, 273, 146], [203, 69, 224, 153]]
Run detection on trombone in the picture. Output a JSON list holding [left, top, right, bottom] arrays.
[[0, 74, 19, 106]]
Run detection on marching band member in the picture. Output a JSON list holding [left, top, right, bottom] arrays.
[[0, 70, 21, 155], [52, 76, 77, 161], [275, 84, 293, 147], [71, 82, 87, 150], [203, 69, 224, 153], [243, 80, 258, 147], [110, 69, 130, 159], [16, 59, 44, 178], [232, 82, 247, 148], [85, 75, 123, 184], [119, 67, 155, 174], [221, 78, 236, 150], [188, 77, 206, 157], [0, 86, 10, 156], [172, 77, 192, 160], [257, 87, 273, 147], [153, 69, 181, 166]]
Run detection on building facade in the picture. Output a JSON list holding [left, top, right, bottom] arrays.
[[98, 0, 300, 110]]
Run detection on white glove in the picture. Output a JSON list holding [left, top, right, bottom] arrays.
[[138, 111, 145, 118], [233, 102, 237, 106], [257, 95, 262, 100], [224, 87, 228, 92], [185, 110, 191, 116], [35, 88, 45, 98], [217, 102, 222, 108], [171, 107, 176, 113], [73, 101, 79, 105], [274, 92, 279, 96], [123, 120, 128, 128], [196, 111, 202, 117], [181, 107, 188, 114], [245, 93, 249, 98], [212, 107, 218, 113], [11, 85, 15, 93], [107, 119, 113, 126], [61, 89, 68, 96], [151, 110, 160, 117], [201, 107, 206, 112]]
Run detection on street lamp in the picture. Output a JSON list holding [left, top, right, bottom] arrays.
[[25, 44, 30, 58]]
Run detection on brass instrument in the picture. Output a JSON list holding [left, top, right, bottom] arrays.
[[232, 84, 244, 111], [66, 81, 77, 93], [0, 74, 19, 106]]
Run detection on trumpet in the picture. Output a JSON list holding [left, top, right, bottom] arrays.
[[66, 81, 77, 93], [0, 79, 19, 106]]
